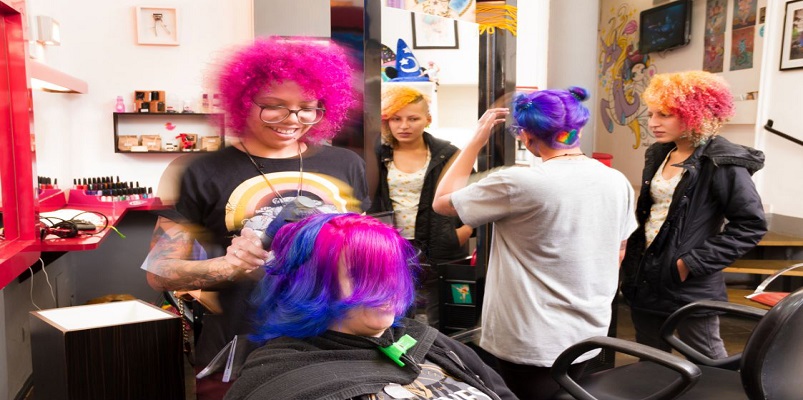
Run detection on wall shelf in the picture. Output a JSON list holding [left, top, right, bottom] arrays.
[[113, 112, 225, 153]]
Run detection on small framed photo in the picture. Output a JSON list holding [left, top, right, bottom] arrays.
[[411, 13, 459, 49], [135, 6, 179, 46], [780, 0, 803, 70]]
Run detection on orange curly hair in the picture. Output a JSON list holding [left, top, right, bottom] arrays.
[[642, 71, 734, 146]]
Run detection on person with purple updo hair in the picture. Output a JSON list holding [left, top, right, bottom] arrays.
[[621, 71, 766, 360], [225, 213, 517, 400], [432, 87, 637, 399], [144, 36, 369, 399]]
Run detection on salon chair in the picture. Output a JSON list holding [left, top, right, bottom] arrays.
[[550, 287, 803, 400]]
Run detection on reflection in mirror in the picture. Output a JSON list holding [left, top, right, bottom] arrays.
[[381, 6, 479, 149]]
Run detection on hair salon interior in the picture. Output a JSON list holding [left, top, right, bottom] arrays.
[[1, 0, 802, 399]]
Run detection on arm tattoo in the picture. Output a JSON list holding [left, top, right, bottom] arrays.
[[146, 217, 235, 291]]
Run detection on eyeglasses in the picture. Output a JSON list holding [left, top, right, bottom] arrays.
[[252, 101, 326, 125], [506, 124, 524, 138]]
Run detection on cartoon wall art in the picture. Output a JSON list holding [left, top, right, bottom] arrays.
[[598, 4, 657, 149]]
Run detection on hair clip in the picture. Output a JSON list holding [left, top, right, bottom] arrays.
[[569, 91, 583, 101]]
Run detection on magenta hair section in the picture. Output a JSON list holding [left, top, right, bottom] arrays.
[[642, 71, 734, 139], [215, 36, 359, 143], [250, 213, 419, 341]]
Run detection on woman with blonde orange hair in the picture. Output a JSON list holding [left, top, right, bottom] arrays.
[[620, 71, 767, 359], [368, 85, 472, 328]]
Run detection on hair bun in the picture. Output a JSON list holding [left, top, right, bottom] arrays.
[[567, 86, 589, 102]]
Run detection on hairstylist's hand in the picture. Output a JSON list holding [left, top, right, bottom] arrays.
[[470, 108, 509, 147], [225, 227, 270, 277]]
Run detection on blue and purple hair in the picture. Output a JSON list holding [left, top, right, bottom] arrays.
[[250, 213, 419, 342], [214, 36, 359, 143], [512, 86, 590, 149]]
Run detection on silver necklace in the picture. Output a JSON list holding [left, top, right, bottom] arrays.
[[542, 152, 585, 162], [241, 141, 304, 203]]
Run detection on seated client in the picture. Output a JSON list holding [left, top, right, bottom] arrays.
[[224, 213, 517, 400]]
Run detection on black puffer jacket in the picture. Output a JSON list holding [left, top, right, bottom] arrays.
[[621, 136, 767, 315], [369, 132, 468, 263]]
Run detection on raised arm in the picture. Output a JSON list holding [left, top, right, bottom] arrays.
[[433, 108, 509, 216]]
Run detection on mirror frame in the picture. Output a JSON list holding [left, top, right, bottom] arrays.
[[0, 0, 40, 289]]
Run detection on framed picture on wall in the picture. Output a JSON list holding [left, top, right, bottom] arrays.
[[135, 6, 179, 46], [780, 0, 803, 70], [411, 13, 459, 49]]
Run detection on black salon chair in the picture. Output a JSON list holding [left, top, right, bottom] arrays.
[[550, 287, 803, 400]]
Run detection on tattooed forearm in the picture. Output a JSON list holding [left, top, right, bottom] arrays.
[[145, 217, 236, 291]]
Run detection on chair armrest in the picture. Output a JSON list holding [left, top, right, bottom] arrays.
[[551, 336, 701, 400], [753, 262, 803, 293], [660, 300, 766, 369], [448, 326, 481, 344]]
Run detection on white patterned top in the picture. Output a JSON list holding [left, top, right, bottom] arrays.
[[645, 151, 684, 248], [387, 152, 431, 239]]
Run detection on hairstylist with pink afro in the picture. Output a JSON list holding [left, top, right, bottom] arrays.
[[143, 36, 369, 399], [621, 70, 767, 360]]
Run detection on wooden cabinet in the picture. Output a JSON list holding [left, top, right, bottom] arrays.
[[113, 112, 225, 153]]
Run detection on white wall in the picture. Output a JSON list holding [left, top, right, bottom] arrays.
[[29, 0, 253, 194], [755, 1, 803, 219], [594, 0, 767, 183], [547, 0, 601, 156]]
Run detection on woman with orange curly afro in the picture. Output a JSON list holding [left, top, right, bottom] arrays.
[[621, 70, 767, 359]]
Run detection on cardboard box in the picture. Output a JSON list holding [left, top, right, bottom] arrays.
[[117, 135, 139, 152], [200, 136, 221, 151], [141, 135, 162, 151]]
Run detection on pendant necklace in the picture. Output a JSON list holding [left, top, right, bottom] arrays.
[[241, 141, 304, 205], [542, 152, 585, 162]]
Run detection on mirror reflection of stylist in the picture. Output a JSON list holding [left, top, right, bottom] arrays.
[[369, 86, 473, 327]]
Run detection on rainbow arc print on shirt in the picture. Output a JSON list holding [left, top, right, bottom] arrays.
[[225, 171, 357, 232]]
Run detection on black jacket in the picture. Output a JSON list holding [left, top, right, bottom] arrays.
[[621, 136, 767, 315], [369, 132, 468, 263], [224, 318, 517, 400]]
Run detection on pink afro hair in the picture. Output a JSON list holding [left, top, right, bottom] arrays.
[[642, 71, 734, 145], [380, 85, 430, 145], [215, 36, 359, 143]]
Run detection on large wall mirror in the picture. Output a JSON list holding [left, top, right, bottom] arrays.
[[380, 5, 479, 149]]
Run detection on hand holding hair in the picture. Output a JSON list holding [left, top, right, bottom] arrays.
[[470, 108, 510, 147]]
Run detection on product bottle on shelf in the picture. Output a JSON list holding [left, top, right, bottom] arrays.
[[201, 93, 210, 113], [115, 96, 126, 112], [212, 94, 222, 112]]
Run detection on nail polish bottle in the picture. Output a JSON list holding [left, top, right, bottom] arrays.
[[115, 96, 126, 112]]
